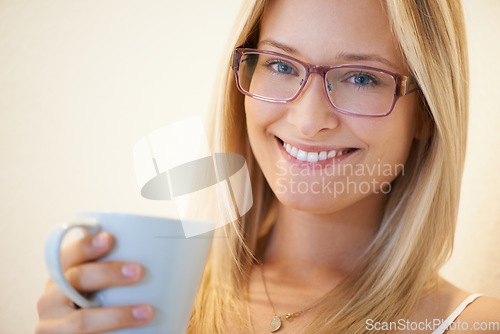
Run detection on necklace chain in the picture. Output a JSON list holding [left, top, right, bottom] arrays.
[[259, 265, 332, 333]]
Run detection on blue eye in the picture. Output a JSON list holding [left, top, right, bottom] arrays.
[[343, 72, 379, 88], [264, 59, 298, 76], [276, 63, 292, 74], [354, 75, 371, 85]]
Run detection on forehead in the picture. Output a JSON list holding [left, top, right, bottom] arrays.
[[259, 0, 405, 71]]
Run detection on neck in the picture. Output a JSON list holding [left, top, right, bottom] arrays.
[[262, 193, 385, 284]]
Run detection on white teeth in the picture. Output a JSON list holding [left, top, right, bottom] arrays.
[[337, 149, 349, 157], [327, 150, 337, 159], [297, 149, 307, 161], [307, 152, 318, 163], [281, 139, 353, 162]]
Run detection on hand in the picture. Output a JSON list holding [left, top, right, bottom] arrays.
[[36, 232, 154, 334]]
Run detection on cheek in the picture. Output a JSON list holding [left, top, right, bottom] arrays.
[[358, 98, 419, 168], [244, 98, 292, 198], [244, 97, 286, 146]]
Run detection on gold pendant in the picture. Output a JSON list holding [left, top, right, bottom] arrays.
[[270, 316, 282, 332]]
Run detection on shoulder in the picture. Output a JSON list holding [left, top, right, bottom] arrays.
[[454, 294, 500, 321], [439, 279, 500, 334], [411, 277, 500, 333]]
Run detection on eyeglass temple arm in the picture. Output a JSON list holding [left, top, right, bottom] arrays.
[[399, 75, 419, 96], [232, 48, 244, 71]]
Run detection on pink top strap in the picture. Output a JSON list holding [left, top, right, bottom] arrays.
[[431, 293, 483, 334]]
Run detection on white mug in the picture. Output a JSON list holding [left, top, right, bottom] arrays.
[[45, 211, 214, 334]]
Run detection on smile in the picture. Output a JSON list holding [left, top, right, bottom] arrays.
[[277, 137, 359, 163]]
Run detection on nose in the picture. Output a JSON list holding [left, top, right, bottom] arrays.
[[286, 73, 341, 138]]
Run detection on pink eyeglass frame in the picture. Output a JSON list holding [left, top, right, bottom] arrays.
[[232, 48, 418, 117]]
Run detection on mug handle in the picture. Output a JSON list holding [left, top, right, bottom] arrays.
[[45, 220, 102, 308]]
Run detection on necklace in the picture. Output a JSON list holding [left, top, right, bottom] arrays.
[[259, 265, 332, 333]]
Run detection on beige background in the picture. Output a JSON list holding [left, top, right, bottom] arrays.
[[0, 1, 498, 333]]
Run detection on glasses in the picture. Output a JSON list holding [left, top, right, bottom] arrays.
[[232, 48, 418, 117]]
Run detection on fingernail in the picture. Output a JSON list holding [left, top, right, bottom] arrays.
[[122, 263, 141, 278], [92, 232, 108, 249], [132, 305, 152, 320]]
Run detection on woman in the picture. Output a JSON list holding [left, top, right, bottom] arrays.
[[36, 0, 500, 333]]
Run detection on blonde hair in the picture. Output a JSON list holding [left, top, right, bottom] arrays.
[[187, 0, 469, 333]]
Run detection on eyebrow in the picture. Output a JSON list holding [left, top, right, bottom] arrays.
[[259, 39, 300, 54], [335, 52, 398, 70], [258, 39, 399, 70]]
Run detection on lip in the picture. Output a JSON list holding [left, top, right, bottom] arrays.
[[275, 136, 360, 168]]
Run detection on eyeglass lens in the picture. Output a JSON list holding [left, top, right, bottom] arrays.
[[238, 52, 397, 116]]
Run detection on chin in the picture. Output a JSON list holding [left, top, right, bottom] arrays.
[[273, 188, 341, 213]]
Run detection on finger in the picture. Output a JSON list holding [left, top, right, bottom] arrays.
[[60, 232, 114, 271], [35, 304, 154, 334], [38, 261, 143, 319], [37, 284, 77, 319], [66, 261, 143, 292]]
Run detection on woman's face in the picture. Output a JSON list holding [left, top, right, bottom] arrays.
[[245, 0, 420, 214]]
